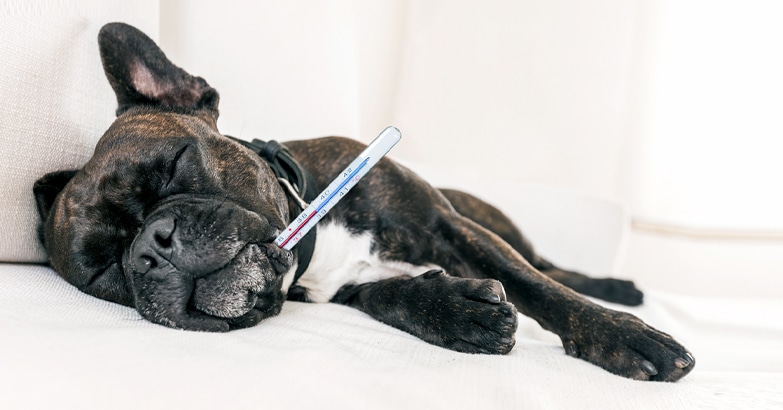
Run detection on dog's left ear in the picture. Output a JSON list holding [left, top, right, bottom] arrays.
[[98, 22, 219, 117], [33, 169, 79, 246], [33, 170, 78, 223]]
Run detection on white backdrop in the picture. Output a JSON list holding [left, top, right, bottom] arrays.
[[619, 0, 783, 232]]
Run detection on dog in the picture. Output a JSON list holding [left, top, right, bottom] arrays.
[[33, 22, 693, 382]]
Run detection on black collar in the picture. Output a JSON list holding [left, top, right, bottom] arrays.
[[226, 135, 318, 284]]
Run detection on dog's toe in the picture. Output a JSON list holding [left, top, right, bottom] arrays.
[[463, 279, 507, 304]]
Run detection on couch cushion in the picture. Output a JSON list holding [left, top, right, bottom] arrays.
[[0, 3, 158, 262]]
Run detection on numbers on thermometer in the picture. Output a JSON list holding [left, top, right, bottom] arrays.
[[274, 126, 401, 250]]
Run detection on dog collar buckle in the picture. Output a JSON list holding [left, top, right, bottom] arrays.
[[277, 177, 309, 210]]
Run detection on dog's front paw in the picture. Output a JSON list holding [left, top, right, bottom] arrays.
[[418, 271, 518, 355], [562, 309, 694, 381]]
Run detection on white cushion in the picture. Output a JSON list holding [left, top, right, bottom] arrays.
[[0, 2, 158, 262]]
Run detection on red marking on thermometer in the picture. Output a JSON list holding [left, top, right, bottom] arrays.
[[275, 126, 402, 250]]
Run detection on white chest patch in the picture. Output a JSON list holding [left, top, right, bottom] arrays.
[[293, 221, 434, 303]]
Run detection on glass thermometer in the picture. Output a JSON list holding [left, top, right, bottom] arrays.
[[275, 126, 402, 250]]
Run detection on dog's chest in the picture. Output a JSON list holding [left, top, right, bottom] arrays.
[[288, 222, 429, 303]]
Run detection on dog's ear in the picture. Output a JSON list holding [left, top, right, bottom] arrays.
[[98, 22, 219, 117], [33, 170, 79, 223], [33, 170, 79, 247]]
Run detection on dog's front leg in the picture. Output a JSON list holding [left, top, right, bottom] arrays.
[[331, 270, 518, 354]]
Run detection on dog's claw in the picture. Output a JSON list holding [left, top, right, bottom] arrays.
[[641, 360, 658, 376], [486, 280, 506, 304], [564, 340, 579, 357], [675, 353, 695, 369]]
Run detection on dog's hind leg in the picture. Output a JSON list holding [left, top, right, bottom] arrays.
[[532, 259, 643, 306], [439, 188, 643, 306]]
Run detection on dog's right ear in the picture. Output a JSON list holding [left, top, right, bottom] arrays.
[[98, 22, 219, 117], [33, 170, 79, 225]]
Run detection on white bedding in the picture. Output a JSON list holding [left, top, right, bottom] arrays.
[[1, 263, 781, 409]]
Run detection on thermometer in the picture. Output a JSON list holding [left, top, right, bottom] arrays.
[[274, 126, 402, 250]]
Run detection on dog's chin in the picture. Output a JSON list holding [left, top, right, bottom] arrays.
[[190, 286, 284, 320], [191, 243, 288, 320], [225, 292, 285, 330]]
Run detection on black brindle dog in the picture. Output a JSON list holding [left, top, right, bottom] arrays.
[[34, 23, 693, 381]]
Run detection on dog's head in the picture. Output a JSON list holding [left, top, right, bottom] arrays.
[[33, 23, 295, 331]]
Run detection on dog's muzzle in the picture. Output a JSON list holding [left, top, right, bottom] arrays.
[[192, 242, 291, 318], [125, 196, 292, 326]]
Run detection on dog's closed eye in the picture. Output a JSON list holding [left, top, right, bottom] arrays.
[[166, 145, 190, 189]]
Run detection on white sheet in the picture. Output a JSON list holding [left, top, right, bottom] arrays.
[[1, 263, 781, 409]]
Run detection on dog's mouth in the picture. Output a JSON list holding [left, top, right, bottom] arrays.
[[190, 242, 291, 319]]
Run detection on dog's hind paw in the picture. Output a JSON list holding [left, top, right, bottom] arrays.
[[590, 278, 644, 306]]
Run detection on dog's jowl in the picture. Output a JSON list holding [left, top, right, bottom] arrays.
[[33, 22, 693, 381]]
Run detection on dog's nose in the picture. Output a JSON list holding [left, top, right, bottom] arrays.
[[131, 216, 177, 274]]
